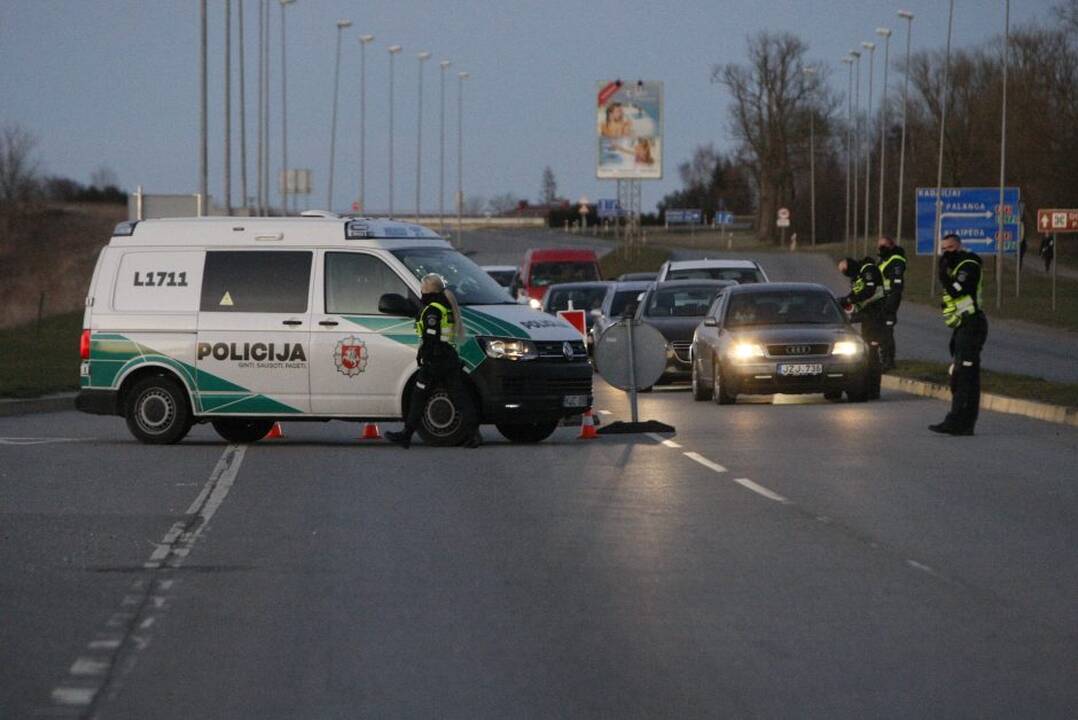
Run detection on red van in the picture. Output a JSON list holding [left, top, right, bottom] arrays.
[[512, 248, 602, 307]]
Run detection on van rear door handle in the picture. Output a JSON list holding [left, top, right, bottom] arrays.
[[318, 320, 339, 327], [282, 320, 303, 326]]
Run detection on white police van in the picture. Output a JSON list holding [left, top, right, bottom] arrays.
[[76, 215, 592, 445]]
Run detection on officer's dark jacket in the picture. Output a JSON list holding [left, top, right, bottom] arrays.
[[841, 257, 883, 307], [879, 244, 907, 313], [416, 292, 457, 368], [939, 250, 982, 307]]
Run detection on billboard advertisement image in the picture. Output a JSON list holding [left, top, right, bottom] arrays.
[[596, 80, 662, 180]]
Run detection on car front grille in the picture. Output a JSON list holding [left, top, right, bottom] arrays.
[[671, 342, 692, 363], [535, 340, 589, 362], [502, 376, 593, 397], [766, 343, 830, 357]]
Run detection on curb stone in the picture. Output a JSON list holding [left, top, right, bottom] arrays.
[[881, 374, 1078, 428], [0, 393, 76, 417]]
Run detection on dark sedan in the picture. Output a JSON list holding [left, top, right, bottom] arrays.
[[635, 280, 736, 385], [689, 283, 871, 404]]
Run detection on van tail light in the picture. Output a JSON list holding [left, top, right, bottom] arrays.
[[80, 330, 91, 360]]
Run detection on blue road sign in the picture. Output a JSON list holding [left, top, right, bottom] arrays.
[[667, 209, 702, 225], [714, 211, 735, 225], [915, 187, 1020, 256], [596, 199, 622, 219]]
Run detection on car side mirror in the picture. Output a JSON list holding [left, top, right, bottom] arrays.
[[703, 317, 718, 327], [378, 292, 418, 316]]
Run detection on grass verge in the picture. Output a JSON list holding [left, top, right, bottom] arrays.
[[600, 245, 672, 279], [0, 312, 83, 398], [890, 359, 1078, 407]]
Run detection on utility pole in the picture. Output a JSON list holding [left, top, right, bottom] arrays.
[[239, 0, 248, 212], [876, 27, 892, 242], [931, 0, 956, 297], [896, 10, 915, 242], [199, 0, 208, 215], [416, 51, 431, 222]]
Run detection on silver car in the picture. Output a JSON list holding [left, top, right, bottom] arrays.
[[690, 283, 871, 404]]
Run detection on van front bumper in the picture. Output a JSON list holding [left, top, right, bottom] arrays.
[[76, 389, 120, 416], [471, 359, 593, 423]]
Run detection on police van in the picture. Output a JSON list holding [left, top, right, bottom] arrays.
[[76, 215, 592, 445]]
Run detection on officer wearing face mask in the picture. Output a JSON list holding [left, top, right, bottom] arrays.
[[930, 233, 988, 436], [876, 235, 907, 370], [837, 256, 884, 399]]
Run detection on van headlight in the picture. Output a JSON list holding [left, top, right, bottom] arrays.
[[831, 340, 862, 356], [528, 297, 543, 310], [730, 342, 765, 361], [476, 336, 538, 361]]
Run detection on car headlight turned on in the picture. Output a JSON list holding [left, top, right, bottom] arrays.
[[730, 342, 765, 361], [477, 336, 538, 361], [831, 340, 862, 356], [528, 297, 543, 310]]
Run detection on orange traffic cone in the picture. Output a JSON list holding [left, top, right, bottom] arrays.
[[360, 422, 382, 440], [578, 409, 598, 440], [264, 422, 285, 440]]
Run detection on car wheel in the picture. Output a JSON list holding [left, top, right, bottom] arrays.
[[691, 358, 709, 401], [496, 421, 559, 443], [712, 361, 736, 405], [417, 387, 477, 447], [124, 374, 192, 444], [212, 418, 276, 443]]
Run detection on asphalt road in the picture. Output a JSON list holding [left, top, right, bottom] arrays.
[[2, 381, 1077, 718], [465, 229, 1078, 382]]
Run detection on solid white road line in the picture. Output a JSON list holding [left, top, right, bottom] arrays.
[[733, 477, 789, 504], [683, 452, 727, 473]]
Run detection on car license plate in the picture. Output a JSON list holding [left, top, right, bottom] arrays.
[[563, 394, 589, 408], [778, 363, 823, 376]]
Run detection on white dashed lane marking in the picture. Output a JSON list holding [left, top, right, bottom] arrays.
[[645, 432, 681, 448], [732, 477, 789, 504], [683, 452, 727, 473]]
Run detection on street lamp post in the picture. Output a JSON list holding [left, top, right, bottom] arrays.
[[876, 27, 892, 243], [257, 0, 264, 215], [998, 0, 1010, 307], [439, 60, 451, 235], [261, 0, 271, 215], [327, 19, 352, 211], [803, 67, 817, 246], [842, 56, 854, 255], [358, 34, 374, 213], [851, 50, 861, 260], [238, 0, 248, 212], [387, 44, 402, 217], [199, 0, 207, 215], [224, 0, 232, 216], [457, 71, 470, 248], [279, 0, 295, 214], [931, 0, 956, 297], [861, 40, 876, 256], [896, 10, 915, 242], [415, 51, 431, 222]]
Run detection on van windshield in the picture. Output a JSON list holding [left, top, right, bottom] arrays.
[[391, 247, 514, 305], [530, 261, 599, 287]]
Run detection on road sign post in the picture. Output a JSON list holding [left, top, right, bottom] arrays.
[[1037, 209, 1078, 313], [777, 207, 791, 247]]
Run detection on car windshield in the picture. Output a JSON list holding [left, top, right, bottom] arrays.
[[486, 270, 516, 287], [391, 248, 514, 305], [645, 287, 723, 317], [545, 286, 608, 313], [609, 289, 643, 317], [724, 290, 843, 327], [666, 267, 763, 284], [530, 261, 599, 287]]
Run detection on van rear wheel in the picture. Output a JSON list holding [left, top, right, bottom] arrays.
[[212, 418, 276, 443], [124, 375, 192, 444], [417, 388, 477, 447], [496, 421, 559, 444]]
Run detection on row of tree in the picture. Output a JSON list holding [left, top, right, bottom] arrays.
[[662, 0, 1078, 245]]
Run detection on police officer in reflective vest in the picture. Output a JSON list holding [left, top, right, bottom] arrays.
[[876, 235, 907, 371], [930, 233, 988, 436], [386, 274, 480, 449], [838, 256, 884, 399]]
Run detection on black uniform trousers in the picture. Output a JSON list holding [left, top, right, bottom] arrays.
[[944, 312, 988, 431], [404, 351, 476, 434], [857, 304, 886, 397], [879, 301, 900, 370]]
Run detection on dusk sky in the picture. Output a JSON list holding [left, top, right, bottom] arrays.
[[0, 1, 1056, 214]]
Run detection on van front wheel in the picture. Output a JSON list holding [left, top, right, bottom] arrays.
[[417, 388, 477, 447], [124, 375, 192, 444], [212, 418, 276, 443]]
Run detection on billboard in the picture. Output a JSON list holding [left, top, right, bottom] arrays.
[[596, 80, 662, 180], [915, 187, 1020, 256]]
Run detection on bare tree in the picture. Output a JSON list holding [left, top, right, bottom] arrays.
[[716, 33, 827, 242], [0, 124, 41, 210], [463, 195, 485, 215], [487, 192, 521, 215], [541, 166, 557, 205], [90, 165, 120, 191]]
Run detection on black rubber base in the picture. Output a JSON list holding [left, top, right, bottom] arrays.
[[597, 420, 676, 435]]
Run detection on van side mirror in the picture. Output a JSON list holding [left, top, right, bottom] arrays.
[[378, 293, 418, 317], [703, 317, 718, 328]]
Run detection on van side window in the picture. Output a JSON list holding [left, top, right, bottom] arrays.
[[200, 251, 312, 313], [325, 252, 410, 315]]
